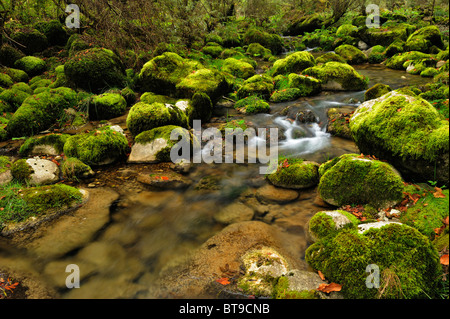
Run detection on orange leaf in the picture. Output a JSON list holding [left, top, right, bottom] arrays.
[[444, 216, 449, 226], [440, 254, 449, 266], [433, 187, 446, 198], [317, 282, 342, 293], [161, 176, 169, 181], [318, 270, 325, 281], [216, 277, 230, 285]]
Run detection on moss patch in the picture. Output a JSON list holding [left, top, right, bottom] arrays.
[[88, 93, 127, 120], [267, 157, 319, 189], [270, 51, 316, 76], [19, 133, 70, 157]]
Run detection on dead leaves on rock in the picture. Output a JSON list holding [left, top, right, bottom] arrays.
[[317, 282, 342, 294]]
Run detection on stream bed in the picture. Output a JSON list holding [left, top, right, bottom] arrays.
[[0, 64, 434, 299]]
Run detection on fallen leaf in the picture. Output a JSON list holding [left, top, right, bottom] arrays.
[[433, 187, 446, 198], [317, 282, 342, 293], [216, 277, 230, 286], [444, 216, 449, 225], [318, 270, 325, 281], [440, 254, 449, 266], [160, 176, 169, 181]]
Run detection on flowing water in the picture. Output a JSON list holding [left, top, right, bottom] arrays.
[[0, 64, 434, 299]]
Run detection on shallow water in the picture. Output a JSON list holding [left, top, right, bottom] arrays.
[[0, 64, 434, 299]]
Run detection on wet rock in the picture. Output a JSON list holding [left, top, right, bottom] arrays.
[[137, 171, 192, 189], [0, 169, 12, 186], [213, 201, 254, 225], [357, 220, 402, 234], [256, 184, 299, 204], [26, 157, 59, 185], [296, 109, 318, 123]]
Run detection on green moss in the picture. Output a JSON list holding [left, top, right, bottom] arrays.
[[0, 156, 11, 174], [34, 20, 68, 46], [13, 56, 46, 77], [30, 78, 52, 91], [134, 125, 190, 162], [186, 92, 213, 124], [175, 68, 229, 102], [286, 73, 321, 96], [236, 74, 274, 100], [269, 88, 302, 103], [11, 82, 32, 94], [267, 158, 319, 189], [201, 44, 223, 58], [0, 88, 30, 111], [336, 24, 358, 37], [137, 52, 203, 96], [335, 44, 368, 65], [140, 92, 176, 105], [308, 210, 359, 242], [126, 101, 188, 136], [19, 133, 70, 157], [0, 44, 25, 67], [10, 29, 48, 55], [405, 26, 444, 53], [305, 223, 441, 299], [88, 93, 127, 120], [10, 159, 32, 182], [366, 23, 416, 47], [400, 184, 449, 239], [318, 153, 404, 209], [368, 45, 386, 64], [61, 157, 94, 181], [420, 67, 439, 78], [64, 48, 126, 93], [385, 51, 431, 70], [221, 57, 255, 79], [364, 83, 391, 101], [436, 49, 449, 61], [315, 52, 346, 64], [384, 39, 405, 57], [243, 28, 283, 55], [302, 62, 368, 91], [63, 126, 129, 165], [270, 51, 316, 76], [350, 91, 449, 162], [1, 67, 29, 83], [273, 276, 319, 299], [246, 43, 272, 59], [433, 232, 449, 252], [0, 73, 13, 88], [234, 95, 270, 114]]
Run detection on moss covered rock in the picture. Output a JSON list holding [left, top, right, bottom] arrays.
[[2, 67, 29, 83], [202, 43, 223, 58], [0, 44, 25, 67], [175, 68, 230, 102], [270, 51, 316, 76], [126, 101, 188, 136], [137, 52, 203, 96], [405, 26, 444, 53], [236, 74, 274, 100], [307, 210, 360, 243], [186, 92, 213, 124], [385, 51, 431, 70], [221, 57, 255, 79], [364, 23, 416, 47], [315, 52, 346, 64], [34, 20, 68, 46], [368, 45, 386, 64], [336, 24, 358, 37], [243, 28, 283, 55], [267, 157, 319, 189], [19, 133, 70, 157], [14, 56, 46, 76], [10, 29, 48, 55], [88, 93, 127, 120], [234, 95, 270, 114], [364, 83, 391, 101], [246, 43, 272, 59], [318, 153, 404, 209], [64, 48, 126, 93], [384, 39, 405, 57], [349, 91, 449, 183], [63, 126, 129, 166], [6, 87, 78, 137], [302, 62, 368, 91], [305, 223, 441, 298], [128, 125, 192, 163], [286, 73, 321, 96], [335, 44, 368, 65], [61, 157, 94, 181], [0, 88, 30, 111]]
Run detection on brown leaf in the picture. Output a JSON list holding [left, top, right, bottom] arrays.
[[440, 254, 449, 266], [318, 270, 325, 281], [433, 187, 446, 198], [444, 216, 449, 226], [317, 282, 342, 293]]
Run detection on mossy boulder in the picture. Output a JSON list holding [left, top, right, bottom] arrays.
[[222, 58, 255, 79], [10, 158, 33, 182], [367, 45, 386, 64], [336, 24, 358, 38], [286, 73, 321, 96], [364, 83, 392, 101], [384, 39, 405, 57], [234, 95, 270, 114], [326, 107, 352, 139], [10, 29, 48, 55], [315, 52, 346, 64], [420, 67, 439, 78], [11, 82, 32, 94], [246, 43, 272, 59], [13, 56, 46, 76], [307, 210, 360, 243], [6, 87, 78, 137], [0, 73, 13, 88], [176, 68, 230, 102], [267, 157, 320, 189], [405, 26, 444, 53], [61, 157, 95, 181], [202, 43, 223, 58], [129, 125, 193, 163], [318, 153, 404, 209], [34, 20, 68, 46], [270, 51, 316, 76], [64, 48, 126, 93], [2, 67, 29, 83], [0, 44, 26, 67], [186, 92, 213, 124], [236, 74, 274, 100], [349, 91, 449, 183], [63, 126, 129, 166], [0, 88, 30, 111], [19, 133, 70, 157], [126, 101, 189, 136], [88, 93, 127, 120], [385, 51, 431, 70], [137, 52, 203, 96], [305, 223, 442, 299], [364, 24, 416, 47], [302, 62, 368, 91], [243, 28, 283, 55], [269, 88, 303, 103], [334, 44, 368, 65]]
